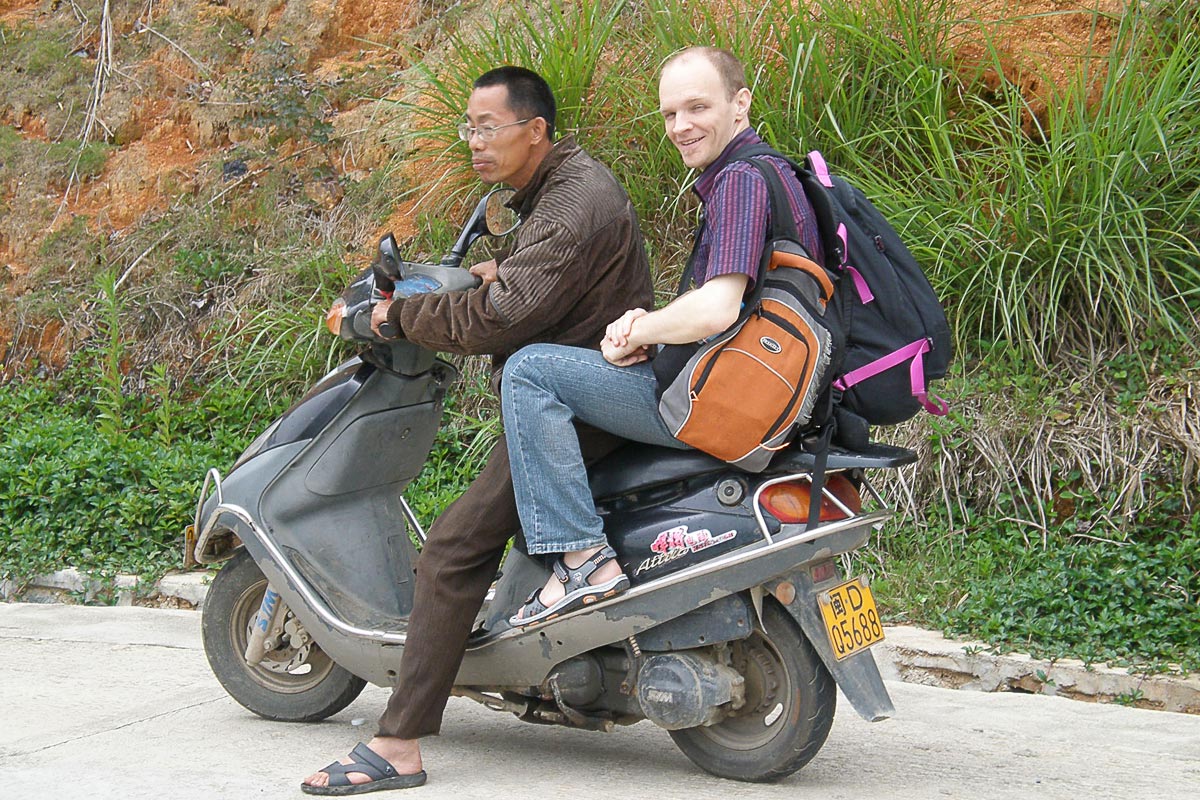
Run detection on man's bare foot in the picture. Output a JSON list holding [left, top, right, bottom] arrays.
[[302, 736, 423, 790]]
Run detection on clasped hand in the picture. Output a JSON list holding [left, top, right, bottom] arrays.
[[601, 308, 651, 366]]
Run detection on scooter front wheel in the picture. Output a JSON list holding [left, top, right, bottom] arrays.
[[668, 600, 836, 782], [202, 548, 366, 722]]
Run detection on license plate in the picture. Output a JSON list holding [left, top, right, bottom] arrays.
[[818, 577, 885, 660]]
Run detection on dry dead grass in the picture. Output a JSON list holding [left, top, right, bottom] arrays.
[[882, 368, 1199, 538]]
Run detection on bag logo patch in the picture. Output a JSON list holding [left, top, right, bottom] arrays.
[[760, 336, 782, 354]]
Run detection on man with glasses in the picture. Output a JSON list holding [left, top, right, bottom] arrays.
[[302, 66, 652, 795]]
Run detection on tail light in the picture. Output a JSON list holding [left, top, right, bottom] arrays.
[[325, 298, 346, 335], [760, 474, 862, 524]]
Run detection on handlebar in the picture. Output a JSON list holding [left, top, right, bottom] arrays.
[[331, 187, 516, 345], [331, 261, 484, 345]]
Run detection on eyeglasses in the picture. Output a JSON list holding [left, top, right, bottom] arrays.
[[457, 118, 533, 143]]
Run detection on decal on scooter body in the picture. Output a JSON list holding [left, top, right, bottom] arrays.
[[600, 488, 763, 585], [637, 528, 738, 576], [649, 526, 737, 555]]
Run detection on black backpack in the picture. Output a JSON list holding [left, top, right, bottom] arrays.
[[735, 144, 952, 435]]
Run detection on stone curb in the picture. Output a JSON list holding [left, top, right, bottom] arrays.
[[6, 569, 1199, 715], [872, 625, 1200, 715], [0, 568, 211, 608]]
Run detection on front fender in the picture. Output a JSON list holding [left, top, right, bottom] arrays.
[[192, 503, 253, 565]]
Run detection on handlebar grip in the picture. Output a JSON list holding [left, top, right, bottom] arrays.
[[378, 321, 399, 339]]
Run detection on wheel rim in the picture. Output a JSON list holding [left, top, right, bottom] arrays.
[[228, 577, 337, 693], [693, 630, 794, 750]]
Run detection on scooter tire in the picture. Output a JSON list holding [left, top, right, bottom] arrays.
[[202, 548, 367, 722], [668, 600, 835, 782]]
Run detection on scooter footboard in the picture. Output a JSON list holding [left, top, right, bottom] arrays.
[[766, 569, 894, 722]]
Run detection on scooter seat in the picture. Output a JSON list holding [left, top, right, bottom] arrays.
[[588, 440, 918, 500], [589, 443, 726, 499]]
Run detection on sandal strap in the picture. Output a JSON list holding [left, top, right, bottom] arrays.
[[555, 545, 619, 593], [348, 743, 398, 779], [514, 588, 550, 622], [318, 742, 397, 787]]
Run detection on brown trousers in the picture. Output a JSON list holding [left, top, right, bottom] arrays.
[[376, 426, 622, 738]]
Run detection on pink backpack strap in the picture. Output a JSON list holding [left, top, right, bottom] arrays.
[[834, 219, 874, 304], [808, 150, 834, 188], [833, 339, 949, 416], [822, 193, 873, 304]]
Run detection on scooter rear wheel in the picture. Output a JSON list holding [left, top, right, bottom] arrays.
[[668, 600, 835, 781], [202, 548, 366, 722]]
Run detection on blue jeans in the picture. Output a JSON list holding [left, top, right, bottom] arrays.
[[502, 344, 688, 555]]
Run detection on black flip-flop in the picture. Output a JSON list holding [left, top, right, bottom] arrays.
[[301, 742, 427, 796]]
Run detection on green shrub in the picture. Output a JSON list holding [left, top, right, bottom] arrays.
[[0, 360, 284, 588], [46, 139, 113, 180], [0, 124, 22, 168], [872, 506, 1200, 674]]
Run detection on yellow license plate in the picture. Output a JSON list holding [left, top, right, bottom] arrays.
[[819, 577, 885, 660]]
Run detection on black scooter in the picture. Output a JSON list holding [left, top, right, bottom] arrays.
[[190, 189, 916, 781]]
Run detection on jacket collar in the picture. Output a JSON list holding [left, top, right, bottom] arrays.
[[508, 135, 581, 216]]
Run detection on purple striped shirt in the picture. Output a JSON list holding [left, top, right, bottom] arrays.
[[691, 128, 822, 288]]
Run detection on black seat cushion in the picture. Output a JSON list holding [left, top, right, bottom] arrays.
[[587, 439, 917, 500], [588, 443, 726, 499]]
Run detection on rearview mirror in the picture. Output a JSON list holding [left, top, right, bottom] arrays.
[[483, 188, 519, 236], [442, 187, 522, 268]]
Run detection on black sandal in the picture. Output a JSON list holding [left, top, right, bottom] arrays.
[[509, 545, 629, 628], [301, 742, 427, 796]]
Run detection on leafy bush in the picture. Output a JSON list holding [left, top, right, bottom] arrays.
[[0, 362, 283, 589], [871, 504, 1200, 674], [47, 139, 113, 181]]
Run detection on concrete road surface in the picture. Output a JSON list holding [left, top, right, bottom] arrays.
[[4, 603, 1199, 799]]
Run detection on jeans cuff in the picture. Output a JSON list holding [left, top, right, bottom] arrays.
[[525, 535, 609, 556]]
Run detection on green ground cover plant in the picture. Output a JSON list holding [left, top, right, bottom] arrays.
[[2, 0, 1197, 672], [0, 358, 280, 592], [872, 503, 1200, 673]]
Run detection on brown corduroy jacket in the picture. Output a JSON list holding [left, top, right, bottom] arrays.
[[386, 136, 653, 391]]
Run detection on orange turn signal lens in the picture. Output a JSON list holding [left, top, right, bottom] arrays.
[[325, 299, 346, 335], [760, 474, 862, 524]]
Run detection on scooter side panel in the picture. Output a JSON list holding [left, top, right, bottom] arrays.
[[456, 516, 881, 685], [256, 367, 446, 629], [304, 403, 440, 496], [264, 359, 370, 452]]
